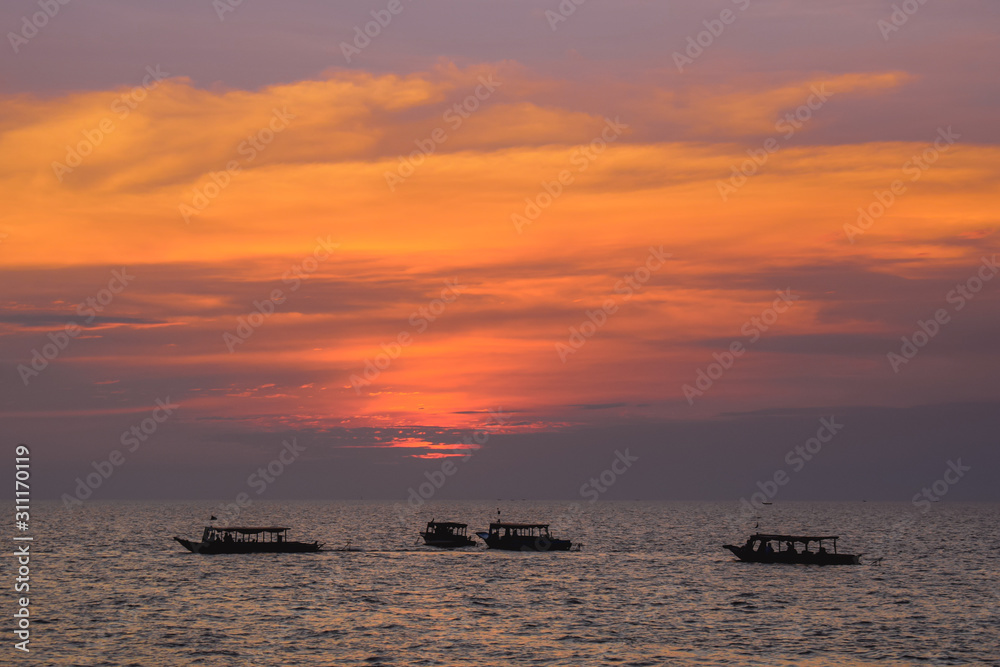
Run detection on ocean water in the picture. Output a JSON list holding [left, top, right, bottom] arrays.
[[16, 500, 1000, 666]]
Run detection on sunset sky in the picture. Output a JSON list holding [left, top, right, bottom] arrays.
[[2, 0, 998, 502]]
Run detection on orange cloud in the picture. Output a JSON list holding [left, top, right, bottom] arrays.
[[2, 64, 997, 436]]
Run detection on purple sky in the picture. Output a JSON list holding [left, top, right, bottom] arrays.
[[2, 0, 998, 503]]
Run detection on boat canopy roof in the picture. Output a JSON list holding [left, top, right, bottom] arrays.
[[208, 526, 289, 533], [427, 521, 467, 528], [490, 522, 549, 529], [751, 533, 838, 542]]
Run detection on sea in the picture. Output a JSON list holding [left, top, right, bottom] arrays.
[[13, 500, 1000, 666]]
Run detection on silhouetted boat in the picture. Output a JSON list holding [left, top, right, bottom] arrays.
[[421, 521, 476, 548], [173, 526, 322, 554], [723, 533, 859, 565], [476, 522, 573, 551]]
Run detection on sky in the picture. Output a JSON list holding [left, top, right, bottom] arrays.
[[2, 0, 998, 504]]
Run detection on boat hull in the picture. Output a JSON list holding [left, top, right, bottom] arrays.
[[420, 533, 476, 548], [723, 544, 859, 565], [173, 537, 322, 554], [479, 535, 573, 552]]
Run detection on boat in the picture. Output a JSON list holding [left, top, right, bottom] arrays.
[[723, 533, 859, 565], [476, 522, 573, 552], [420, 521, 476, 548], [172, 526, 323, 554]]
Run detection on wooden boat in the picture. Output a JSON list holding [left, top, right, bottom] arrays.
[[173, 526, 322, 554], [420, 521, 476, 548], [476, 522, 573, 552], [723, 533, 859, 565]]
